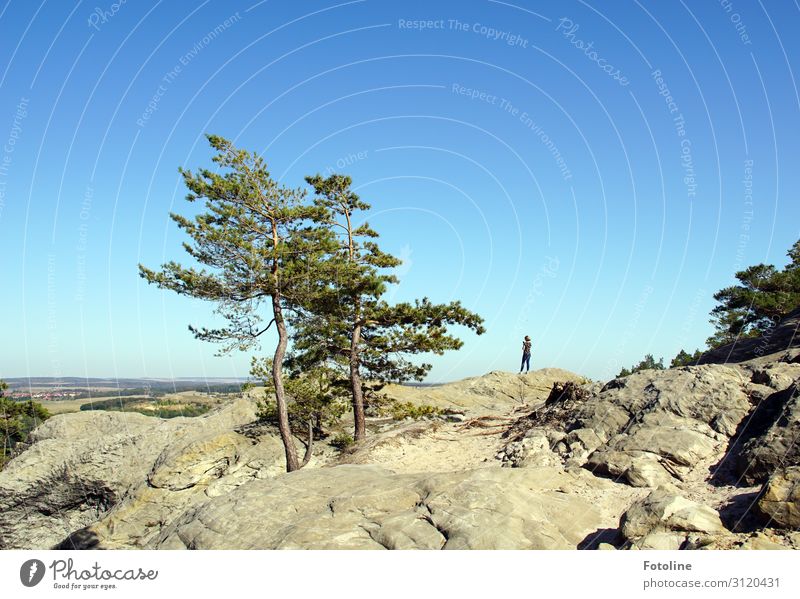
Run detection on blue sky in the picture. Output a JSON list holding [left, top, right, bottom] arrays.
[[1, 0, 798, 382]]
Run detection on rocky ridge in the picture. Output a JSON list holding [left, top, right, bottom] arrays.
[[1, 320, 799, 550]]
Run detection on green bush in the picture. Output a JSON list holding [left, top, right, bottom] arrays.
[[329, 432, 354, 450], [2, 380, 51, 468], [387, 401, 443, 420]]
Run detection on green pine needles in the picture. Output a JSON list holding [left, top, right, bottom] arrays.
[[139, 136, 485, 472]]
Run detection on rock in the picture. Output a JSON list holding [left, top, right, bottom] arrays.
[[586, 450, 674, 488], [498, 428, 562, 468], [148, 431, 251, 491], [620, 488, 727, 545], [637, 531, 686, 550], [751, 363, 800, 392], [756, 467, 800, 529], [739, 532, 789, 550], [597, 542, 616, 550], [151, 465, 610, 550], [699, 308, 800, 365], [0, 399, 279, 549], [575, 366, 750, 486], [736, 383, 800, 485], [381, 368, 588, 415]]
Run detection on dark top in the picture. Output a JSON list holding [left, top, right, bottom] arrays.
[[522, 340, 532, 354]]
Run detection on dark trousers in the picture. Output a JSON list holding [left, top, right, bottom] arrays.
[[520, 353, 531, 372]]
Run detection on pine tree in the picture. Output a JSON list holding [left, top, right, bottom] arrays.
[[292, 174, 485, 441], [138, 135, 335, 472], [670, 348, 703, 368], [707, 239, 800, 348]]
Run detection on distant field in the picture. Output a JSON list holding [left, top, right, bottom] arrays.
[[44, 395, 148, 415], [42, 391, 230, 416]]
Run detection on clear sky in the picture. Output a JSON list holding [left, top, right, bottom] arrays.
[[1, 0, 798, 382]]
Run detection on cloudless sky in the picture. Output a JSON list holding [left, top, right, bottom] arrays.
[[1, 0, 798, 382]]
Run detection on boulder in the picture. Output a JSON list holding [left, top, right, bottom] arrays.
[[736, 383, 800, 485], [756, 467, 800, 529], [620, 488, 727, 546]]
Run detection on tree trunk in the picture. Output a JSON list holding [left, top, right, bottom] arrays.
[[271, 296, 300, 472], [300, 419, 314, 467], [350, 320, 366, 442]]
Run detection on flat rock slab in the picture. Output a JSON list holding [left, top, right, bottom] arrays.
[[151, 465, 609, 550]]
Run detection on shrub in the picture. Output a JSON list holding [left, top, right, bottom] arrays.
[[387, 401, 443, 420], [329, 432, 354, 450]]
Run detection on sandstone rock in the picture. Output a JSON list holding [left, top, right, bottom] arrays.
[[756, 467, 800, 529], [0, 399, 276, 549], [575, 366, 750, 486], [620, 488, 726, 545], [739, 532, 789, 550], [751, 363, 800, 392], [699, 308, 800, 365], [736, 383, 800, 485], [151, 465, 609, 550], [148, 431, 251, 491], [637, 531, 686, 550]]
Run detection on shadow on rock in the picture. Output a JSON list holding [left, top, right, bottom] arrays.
[[53, 527, 102, 550], [577, 527, 622, 550]]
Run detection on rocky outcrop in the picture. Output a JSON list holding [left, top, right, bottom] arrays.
[[3, 344, 800, 550], [732, 381, 800, 485], [500, 365, 752, 488], [698, 308, 800, 365], [757, 467, 800, 529], [382, 368, 589, 415], [620, 488, 727, 549], [151, 465, 611, 550], [0, 400, 284, 549]]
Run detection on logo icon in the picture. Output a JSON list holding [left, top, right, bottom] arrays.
[[20, 559, 46, 587]]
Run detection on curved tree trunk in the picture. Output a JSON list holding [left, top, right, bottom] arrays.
[[350, 320, 366, 441], [300, 419, 314, 467], [272, 296, 300, 472]]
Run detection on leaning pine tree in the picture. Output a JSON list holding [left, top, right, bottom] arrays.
[[292, 174, 486, 441], [139, 135, 334, 472]]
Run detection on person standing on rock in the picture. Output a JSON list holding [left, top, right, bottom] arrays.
[[520, 336, 532, 373]]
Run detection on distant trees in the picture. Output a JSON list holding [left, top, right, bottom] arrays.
[[615, 238, 800, 379], [616, 354, 665, 378], [140, 138, 484, 470], [670, 348, 703, 368], [1, 379, 50, 468], [707, 239, 800, 348]]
